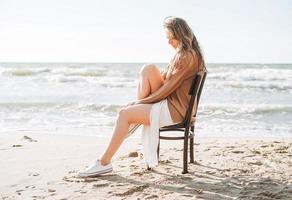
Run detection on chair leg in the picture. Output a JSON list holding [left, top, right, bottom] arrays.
[[182, 129, 189, 174], [190, 125, 194, 163], [157, 138, 160, 161]]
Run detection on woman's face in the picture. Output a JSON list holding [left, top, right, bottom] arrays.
[[166, 29, 179, 49]]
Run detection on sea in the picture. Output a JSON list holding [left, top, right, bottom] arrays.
[[0, 62, 291, 138]]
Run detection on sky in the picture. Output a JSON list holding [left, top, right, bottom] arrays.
[[0, 0, 292, 63]]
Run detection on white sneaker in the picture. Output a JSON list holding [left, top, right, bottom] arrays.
[[78, 159, 113, 177]]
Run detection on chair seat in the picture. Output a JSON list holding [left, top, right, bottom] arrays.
[[160, 122, 185, 129]]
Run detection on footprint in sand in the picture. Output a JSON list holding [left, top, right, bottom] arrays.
[[231, 150, 245, 154], [205, 170, 216, 175], [15, 189, 25, 195], [257, 191, 279, 198], [275, 146, 289, 153], [251, 150, 261, 154], [226, 145, 235, 148], [28, 172, 40, 176], [48, 189, 56, 193], [115, 184, 149, 197], [260, 144, 269, 148], [131, 171, 144, 176], [159, 159, 172, 164], [25, 185, 36, 189], [174, 149, 183, 152], [31, 195, 45, 199], [145, 194, 159, 199], [248, 161, 263, 166]]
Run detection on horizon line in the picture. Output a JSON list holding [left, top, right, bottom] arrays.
[[0, 61, 292, 65]]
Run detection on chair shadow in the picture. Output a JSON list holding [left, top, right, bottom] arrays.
[[73, 161, 291, 199]]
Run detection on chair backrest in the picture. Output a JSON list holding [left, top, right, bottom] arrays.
[[181, 69, 207, 127]]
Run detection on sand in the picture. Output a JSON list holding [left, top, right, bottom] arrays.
[[0, 133, 292, 200]]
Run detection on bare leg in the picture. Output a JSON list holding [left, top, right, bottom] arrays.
[[137, 64, 164, 99], [100, 64, 164, 165]]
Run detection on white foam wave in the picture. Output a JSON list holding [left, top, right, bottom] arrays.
[[1, 68, 51, 76], [200, 104, 292, 116]]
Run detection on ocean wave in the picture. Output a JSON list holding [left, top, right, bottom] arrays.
[[53, 75, 87, 83], [2, 68, 51, 76], [0, 102, 124, 115], [76, 104, 122, 113], [207, 80, 292, 91], [100, 82, 136, 88], [199, 104, 292, 116], [227, 83, 292, 91], [0, 102, 59, 109], [62, 70, 107, 77], [207, 67, 292, 82], [50, 67, 108, 77], [1, 101, 291, 116], [1, 67, 108, 78]]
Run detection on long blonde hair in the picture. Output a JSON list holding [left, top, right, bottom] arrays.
[[163, 16, 205, 69]]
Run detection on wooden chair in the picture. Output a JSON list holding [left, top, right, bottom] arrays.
[[156, 69, 207, 174]]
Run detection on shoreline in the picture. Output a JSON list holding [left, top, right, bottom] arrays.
[[1, 132, 292, 199]]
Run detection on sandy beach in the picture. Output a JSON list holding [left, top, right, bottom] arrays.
[[0, 133, 291, 200]]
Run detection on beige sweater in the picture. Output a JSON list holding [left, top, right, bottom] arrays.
[[136, 49, 199, 123]]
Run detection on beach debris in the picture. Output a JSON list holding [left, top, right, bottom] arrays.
[[12, 144, 23, 147], [22, 135, 37, 142], [128, 151, 138, 157]]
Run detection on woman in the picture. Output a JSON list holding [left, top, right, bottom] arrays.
[[78, 16, 205, 177]]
